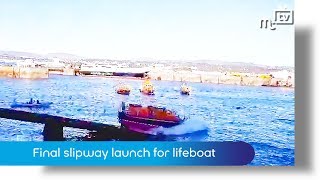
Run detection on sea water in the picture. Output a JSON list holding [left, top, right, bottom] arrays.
[[0, 75, 294, 165]]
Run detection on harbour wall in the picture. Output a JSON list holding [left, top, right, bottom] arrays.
[[148, 70, 294, 87], [0, 66, 49, 79], [0, 66, 294, 87]]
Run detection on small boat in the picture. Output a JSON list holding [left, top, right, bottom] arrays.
[[116, 84, 131, 95], [10, 101, 53, 108], [180, 83, 191, 95], [140, 79, 155, 95], [118, 102, 185, 134], [117, 89, 130, 95]]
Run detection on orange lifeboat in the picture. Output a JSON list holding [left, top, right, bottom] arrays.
[[140, 79, 155, 95], [118, 102, 185, 134]]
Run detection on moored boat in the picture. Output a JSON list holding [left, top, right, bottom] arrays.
[[116, 84, 131, 95], [118, 102, 185, 134], [117, 89, 130, 95], [180, 83, 191, 95], [140, 79, 155, 95]]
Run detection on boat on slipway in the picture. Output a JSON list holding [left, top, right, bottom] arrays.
[[118, 102, 185, 134]]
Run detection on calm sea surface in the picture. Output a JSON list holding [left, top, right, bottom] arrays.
[[0, 75, 294, 166]]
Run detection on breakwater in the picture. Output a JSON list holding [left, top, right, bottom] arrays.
[[148, 70, 294, 87], [0, 65, 294, 88]]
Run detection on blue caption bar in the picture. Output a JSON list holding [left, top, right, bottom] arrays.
[[0, 141, 254, 166]]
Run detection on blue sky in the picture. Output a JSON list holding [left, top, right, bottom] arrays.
[[0, 0, 294, 66]]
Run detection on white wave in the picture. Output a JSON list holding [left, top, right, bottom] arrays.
[[153, 119, 209, 135]]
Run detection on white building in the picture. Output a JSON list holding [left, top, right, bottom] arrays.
[[270, 70, 294, 79], [17, 59, 36, 68]]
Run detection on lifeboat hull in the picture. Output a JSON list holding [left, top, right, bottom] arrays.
[[119, 119, 158, 134], [118, 111, 181, 127]]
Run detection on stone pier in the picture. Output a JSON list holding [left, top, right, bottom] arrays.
[[148, 70, 294, 87]]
